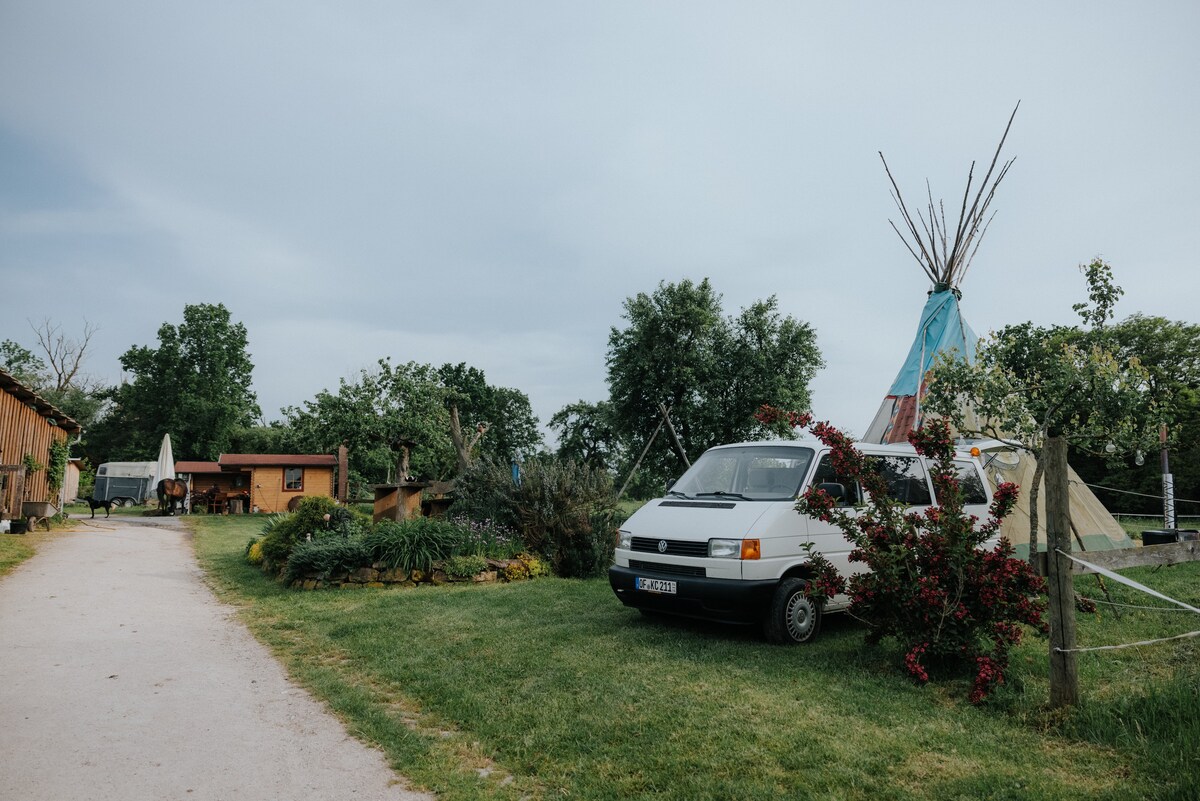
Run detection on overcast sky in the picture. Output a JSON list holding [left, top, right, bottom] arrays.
[[2, 2, 1198, 449]]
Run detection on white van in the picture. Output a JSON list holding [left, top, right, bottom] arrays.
[[608, 438, 993, 644]]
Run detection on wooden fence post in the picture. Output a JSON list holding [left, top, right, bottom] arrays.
[[1045, 436, 1079, 708]]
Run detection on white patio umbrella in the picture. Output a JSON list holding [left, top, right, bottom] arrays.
[[154, 433, 183, 511], [155, 433, 176, 484]]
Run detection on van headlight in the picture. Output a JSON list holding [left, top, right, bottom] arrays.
[[617, 530, 632, 550], [709, 538, 761, 559], [708, 538, 741, 558]]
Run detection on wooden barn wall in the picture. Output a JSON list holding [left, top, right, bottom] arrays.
[[0, 386, 71, 510], [250, 466, 334, 514]]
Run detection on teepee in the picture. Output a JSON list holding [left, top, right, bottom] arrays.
[[863, 106, 1132, 559]]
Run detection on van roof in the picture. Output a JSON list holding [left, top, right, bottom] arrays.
[[707, 440, 979, 459]]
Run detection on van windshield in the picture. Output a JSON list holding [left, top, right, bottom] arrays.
[[669, 446, 815, 501]]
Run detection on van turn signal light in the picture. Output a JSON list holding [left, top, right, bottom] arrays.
[[741, 539, 761, 560]]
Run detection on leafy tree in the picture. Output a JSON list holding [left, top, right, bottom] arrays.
[[437, 362, 541, 470], [284, 359, 539, 494], [606, 278, 822, 492], [87, 303, 260, 463], [0, 339, 47, 388], [284, 359, 453, 493], [924, 260, 1160, 560], [549, 400, 620, 472], [1071, 314, 1200, 516]]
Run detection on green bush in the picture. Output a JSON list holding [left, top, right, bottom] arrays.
[[284, 537, 371, 584], [363, 517, 463, 573], [444, 554, 489, 578], [257, 497, 362, 569], [453, 457, 621, 578]]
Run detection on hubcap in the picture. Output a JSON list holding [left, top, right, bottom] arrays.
[[786, 594, 814, 640]]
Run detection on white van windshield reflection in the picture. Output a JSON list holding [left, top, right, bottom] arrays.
[[669, 446, 815, 501]]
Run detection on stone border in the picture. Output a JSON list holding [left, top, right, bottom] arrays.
[[288, 558, 524, 590]]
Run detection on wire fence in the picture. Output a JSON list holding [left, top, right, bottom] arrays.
[[1052, 549, 1200, 655]]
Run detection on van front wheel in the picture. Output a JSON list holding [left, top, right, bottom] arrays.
[[764, 578, 822, 644]]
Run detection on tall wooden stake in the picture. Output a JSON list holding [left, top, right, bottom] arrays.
[[1045, 436, 1079, 708]]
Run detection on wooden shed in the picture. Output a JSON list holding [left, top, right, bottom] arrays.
[[0, 368, 81, 521], [175, 453, 337, 514]]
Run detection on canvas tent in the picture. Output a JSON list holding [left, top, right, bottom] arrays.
[[863, 108, 1132, 559]]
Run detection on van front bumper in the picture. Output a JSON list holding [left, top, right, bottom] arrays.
[[608, 564, 776, 625]]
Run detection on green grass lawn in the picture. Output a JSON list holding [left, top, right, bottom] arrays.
[[189, 515, 1198, 801]]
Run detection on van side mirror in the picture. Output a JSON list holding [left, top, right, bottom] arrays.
[[665, 478, 676, 491]]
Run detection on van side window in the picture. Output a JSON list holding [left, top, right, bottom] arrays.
[[875, 456, 932, 506], [953, 460, 989, 505], [810, 454, 863, 506]]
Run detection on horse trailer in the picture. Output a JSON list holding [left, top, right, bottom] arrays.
[[93, 461, 157, 506]]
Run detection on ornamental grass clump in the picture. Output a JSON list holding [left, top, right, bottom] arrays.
[[363, 517, 462, 574], [792, 415, 1046, 704], [284, 537, 371, 584]]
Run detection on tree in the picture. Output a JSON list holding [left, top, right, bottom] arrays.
[[283, 359, 537, 494], [30, 318, 98, 393], [1070, 314, 1200, 516], [284, 360, 453, 493], [606, 279, 823, 492], [437, 362, 541, 471], [0, 339, 47, 388], [924, 260, 1160, 561], [3, 321, 108, 434], [549, 400, 620, 472], [87, 303, 260, 463]]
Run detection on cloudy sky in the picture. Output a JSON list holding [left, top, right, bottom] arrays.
[[2, 2, 1198, 446]]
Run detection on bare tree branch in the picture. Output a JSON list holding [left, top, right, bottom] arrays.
[[30, 318, 97, 392]]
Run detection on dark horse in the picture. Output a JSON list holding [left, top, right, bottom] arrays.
[[156, 478, 189, 516]]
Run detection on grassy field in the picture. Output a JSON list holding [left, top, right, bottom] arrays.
[[189, 515, 1199, 801]]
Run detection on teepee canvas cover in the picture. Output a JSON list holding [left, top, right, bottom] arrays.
[[864, 288, 979, 445], [865, 107, 1132, 559]]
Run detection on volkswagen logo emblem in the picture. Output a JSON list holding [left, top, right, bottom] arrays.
[[657, 540, 668, 553]]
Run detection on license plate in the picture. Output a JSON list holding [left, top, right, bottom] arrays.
[[635, 577, 677, 594]]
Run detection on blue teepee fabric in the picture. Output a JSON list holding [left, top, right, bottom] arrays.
[[886, 289, 978, 396]]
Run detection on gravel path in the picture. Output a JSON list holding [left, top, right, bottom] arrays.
[[0, 519, 433, 801]]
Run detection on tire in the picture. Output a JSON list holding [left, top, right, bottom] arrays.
[[764, 577, 822, 644], [118, 497, 133, 508]]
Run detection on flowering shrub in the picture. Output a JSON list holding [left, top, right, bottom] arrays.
[[502, 552, 551, 581], [783, 411, 1046, 704], [448, 516, 523, 560]]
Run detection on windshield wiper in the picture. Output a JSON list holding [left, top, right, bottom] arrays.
[[695, 491, 751, 501], [665, 490, 692, 499]]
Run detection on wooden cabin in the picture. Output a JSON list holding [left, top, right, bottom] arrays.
[[0, 368, 81, 522], [175, 453, 337, 514]]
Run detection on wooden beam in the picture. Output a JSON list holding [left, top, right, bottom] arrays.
[[1045, 436, 1079, 709], [1036, 540, 1200, 576]]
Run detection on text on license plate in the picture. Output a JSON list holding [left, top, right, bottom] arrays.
[[635, 577, 677, 594]]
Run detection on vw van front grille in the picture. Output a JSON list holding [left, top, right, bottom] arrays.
[[629, 559, 706, 578], [631, 537, 709, 557]]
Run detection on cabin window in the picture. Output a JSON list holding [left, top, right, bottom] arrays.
[[284, 468, 303, 491]]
